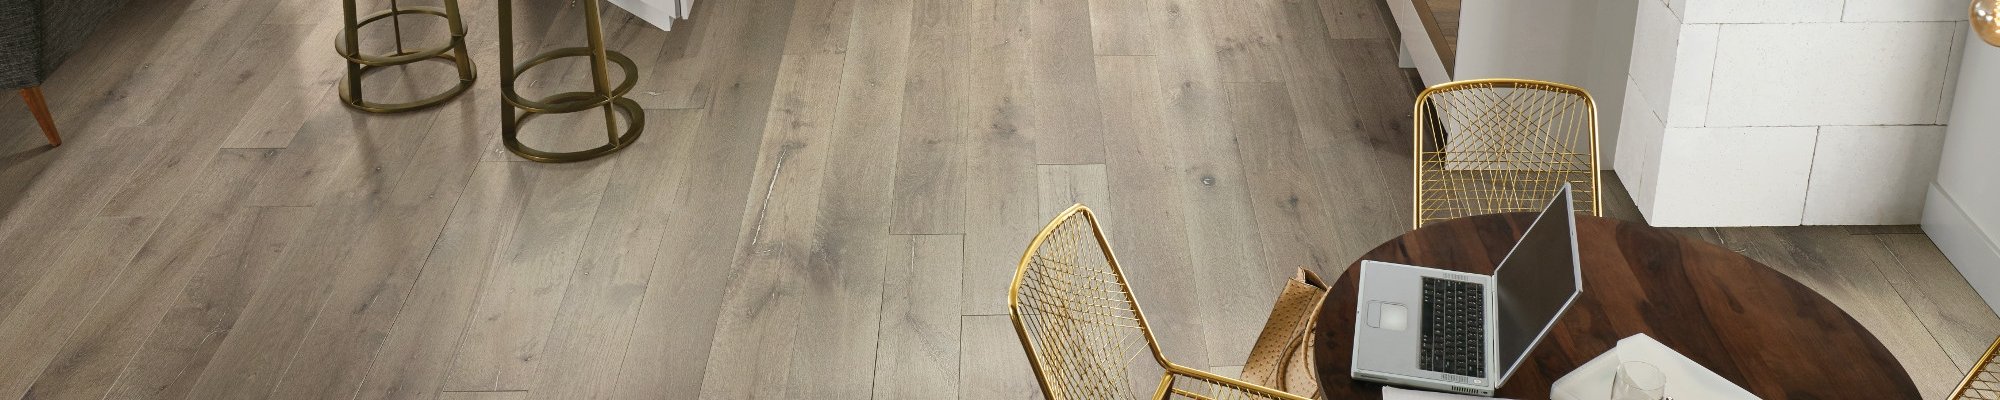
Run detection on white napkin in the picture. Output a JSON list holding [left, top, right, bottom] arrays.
[[1550, 333, 1762, 400], [1382, 387, 1514, 400]]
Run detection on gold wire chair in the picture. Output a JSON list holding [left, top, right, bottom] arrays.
[[1413, 78, 1601, 228], [1950, 335, 2000, 399], [1009, 204, 1313, 400]]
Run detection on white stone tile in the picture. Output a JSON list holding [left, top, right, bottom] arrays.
[[1843, 0, 1964, 22], [1939, 22, 1969, 125], [1614, 80, 1668, 217], [1803, 125, 1948, 225], [1665, 24, 1718, 128], [1682, 0, 1841, 23], [1627, 0, 1682, 123], [1667, 0, 1686, 20], [1648, 127, 1818, 227], [1705, 22, 1958, 127]]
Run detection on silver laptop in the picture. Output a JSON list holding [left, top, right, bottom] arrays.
[[1350, 184, 1583, 397]]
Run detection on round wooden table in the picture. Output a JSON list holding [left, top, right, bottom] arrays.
[[1312, 213, 1921, 399]]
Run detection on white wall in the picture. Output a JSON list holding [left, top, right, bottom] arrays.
[[1386, 0, 1452, 85], [1452, 0, 1638, 165], [1614, 0, 1964, 227], [1928, 31, 2000, 311]]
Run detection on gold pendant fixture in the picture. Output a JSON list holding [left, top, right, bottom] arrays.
[[1977, 0, 2000, 47]]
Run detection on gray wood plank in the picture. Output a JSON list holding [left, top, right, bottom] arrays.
[[1198, 0, 1285, 83], [96, 25, 297, 218], [783, 0, 857, 55], [219, 22, 345, 149], [959, 315, 1045, 399], [180, 81, 473, 400], [1273, 0, 1411, 264], [100, 206, 314, 400], [780, 0, 915, 394], [347, 162, 534, 400], [1847, 225, 1927, 235], [1318, 0, 1395, 39], [0, 127, 172, 321], [694, 51, 848, 399], [16, 148, 284, 400], [1218, 82, 1339, 360], [610, 0, 802, 395], [887, 0, 970, 235], [1025, 0, 1107, 165], [526, 109, 706, 400], [959, 0, 1042, 317], [263, 78, 508, 399], [241, 68, 446, 207], [1093, 55, 1216, 368], [437, 391, 528, 400], [1086, 0, 1158, 56], [1036, 164, 1109, 218], [629, 0, 717, 110], [441, 161, 618, 392], [0, 216, 158, 399], [1874, 234, 2000, 374], [1155, 0, 1287, 368], [874, 234, 964, 398]]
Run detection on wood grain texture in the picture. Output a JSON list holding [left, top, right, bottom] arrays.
[[874, 234, 964, 398], [1025, 0, 1107, 165], [0, 0, 1989, 397], [350, 161, 534, 400], [694, 51, 847, 399], [1093, 55, 1214, 368], [887, 0, 969, 235], [1874, 234, 2000, 374], [103, 206, 313, 400], [1314, 214, 1924, 399], [18, 148, 283, 400], [959, 0, 1041, 317], [0, 216, 157, 398], [1086, 0, 1157, 56], [960, 315, 1046, 399]]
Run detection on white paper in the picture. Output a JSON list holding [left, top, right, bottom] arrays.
[[1549, 333, 1762, 400]]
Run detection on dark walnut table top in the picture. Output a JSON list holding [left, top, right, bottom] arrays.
[[1312, 213, 1920, 399]]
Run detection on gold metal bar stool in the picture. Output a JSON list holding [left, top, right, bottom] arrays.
[[497, 0, 644, 163], [336, 0, 478, 113]]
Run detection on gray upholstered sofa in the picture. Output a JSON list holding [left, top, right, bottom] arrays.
[[2, 0, 130, 146]]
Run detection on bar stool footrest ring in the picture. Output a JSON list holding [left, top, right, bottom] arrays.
[[502, 93, 645, 163]]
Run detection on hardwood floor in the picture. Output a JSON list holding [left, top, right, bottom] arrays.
[[0, 0, 1993, 398]]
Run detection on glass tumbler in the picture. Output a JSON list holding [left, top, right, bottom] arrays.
[[1611, 361, 1668, 400]]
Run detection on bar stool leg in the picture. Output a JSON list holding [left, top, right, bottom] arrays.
[[497, 0, 645, 163], [336, 0, 478, 113]]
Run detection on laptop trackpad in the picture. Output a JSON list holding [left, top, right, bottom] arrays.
[[1368, 301, 1408, 331]]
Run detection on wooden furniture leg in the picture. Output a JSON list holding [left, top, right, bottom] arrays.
[[20, 87, 59, 147]]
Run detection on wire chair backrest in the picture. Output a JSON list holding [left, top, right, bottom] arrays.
[[1009, 205, 1165, 400], [1413, 79, 1601, 228], [1952, 335, 2000, 399]]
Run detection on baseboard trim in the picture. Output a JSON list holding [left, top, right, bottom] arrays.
[[1923, 183, 2000, 311]]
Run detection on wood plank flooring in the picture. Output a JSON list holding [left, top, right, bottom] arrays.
[[0, 0, 1994, 398]]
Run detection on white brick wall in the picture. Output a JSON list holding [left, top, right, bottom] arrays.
[[1613, 0, 1965, 226]]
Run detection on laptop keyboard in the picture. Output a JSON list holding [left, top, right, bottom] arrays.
[[1419, 277, 1486, 378]]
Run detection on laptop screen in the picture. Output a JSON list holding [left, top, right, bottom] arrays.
[[1490, 185, 1583, 383]]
